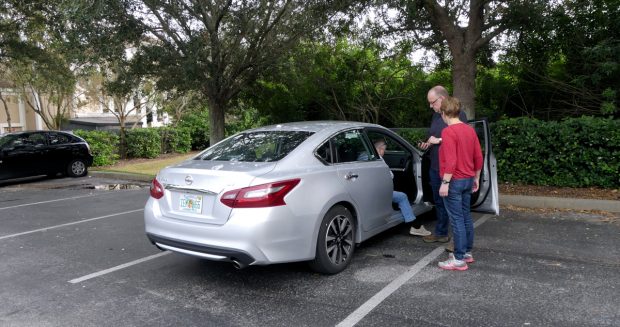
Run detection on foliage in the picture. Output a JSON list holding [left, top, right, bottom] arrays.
[[73, 130, 119, 166], [491, 117, 620, 188], [496, 0, 620, 120], [125, 128, 161, 159], [225, 106, 269, 137], [176, 110, 210, 151], [159, 127, 191, 154], [103, 0, 354, 145], [245, 40, 432, 128], [393, 128, 428, 145]]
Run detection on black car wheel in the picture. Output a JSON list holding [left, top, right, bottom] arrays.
[[309, 205, 356, 274], [67, 159, 87, 177]]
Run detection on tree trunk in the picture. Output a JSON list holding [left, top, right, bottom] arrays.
[[208, 98, 226, 146], [452, 52, 477, 120], [0, 91, 11, 131]]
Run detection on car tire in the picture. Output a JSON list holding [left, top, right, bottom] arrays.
[[67, 159, 88, 177], [309, 205, 356, 274]]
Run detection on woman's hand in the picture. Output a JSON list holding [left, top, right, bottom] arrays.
[[439, 183, 449, 197]]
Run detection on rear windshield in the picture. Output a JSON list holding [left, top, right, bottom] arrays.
[[198, 131, 314, 162]]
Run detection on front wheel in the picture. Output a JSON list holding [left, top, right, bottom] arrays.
[[309, 205, 356, 274], [67, 159, 88, 177]]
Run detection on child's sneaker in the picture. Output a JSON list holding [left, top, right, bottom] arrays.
[[438, 254, 468, 271], [463, 252, 474, 263]]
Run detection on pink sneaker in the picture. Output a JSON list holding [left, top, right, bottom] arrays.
[[438, 254, 468, 271], [463, 253, 474, 264]]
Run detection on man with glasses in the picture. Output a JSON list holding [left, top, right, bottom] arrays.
[[417, 86, 468, 241]]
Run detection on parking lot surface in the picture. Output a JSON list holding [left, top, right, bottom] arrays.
[[1, 176, 619, 326]]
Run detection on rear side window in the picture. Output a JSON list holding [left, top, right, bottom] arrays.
[[199, 131, 314, 162], [49, 133, 72, 145]]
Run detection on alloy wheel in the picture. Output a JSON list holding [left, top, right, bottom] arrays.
[[324, 214, 353, 265]]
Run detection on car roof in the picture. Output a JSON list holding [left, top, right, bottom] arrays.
[[247, 121, 383, 134]]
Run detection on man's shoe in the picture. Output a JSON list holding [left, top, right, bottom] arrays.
[[463, 252, 474, 263], [409, 225, 432, 236], [422, 234, 450, 243], [438, 254, 468, 271]]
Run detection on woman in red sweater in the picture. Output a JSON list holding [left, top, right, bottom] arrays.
[[437, 97, 483, 271]]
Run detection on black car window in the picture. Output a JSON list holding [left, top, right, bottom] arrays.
[[332, 130, 373, 163], [199, 131, 314, 162], [28, 133, 47, 146], [49, 133, 71, 145]]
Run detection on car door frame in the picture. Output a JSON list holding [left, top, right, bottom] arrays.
[[468, 119, 499, 214], [361, 127, 433, 216]]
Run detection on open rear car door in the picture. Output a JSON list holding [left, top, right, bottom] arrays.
[[469, 119, 499, 214]]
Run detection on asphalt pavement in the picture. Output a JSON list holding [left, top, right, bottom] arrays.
[[0, 175, 618, 326]]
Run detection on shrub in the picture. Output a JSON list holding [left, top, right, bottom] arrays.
[[491, 117, 620, 188], [160, 127, 192, 154], [73, 130, 119, 166], [393, 128, 428, 145], [125, 128, 161, 158], [177, 110, 210, 150]]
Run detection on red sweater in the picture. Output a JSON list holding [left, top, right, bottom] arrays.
[[439, 123, 483, 179]]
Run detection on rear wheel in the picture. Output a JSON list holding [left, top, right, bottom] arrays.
[[67, 159, 87, 177], [309, 205, 356, 274]]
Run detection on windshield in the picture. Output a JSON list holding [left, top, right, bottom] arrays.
[[198, 131, 314, 162], [0, 135, 16, 148]]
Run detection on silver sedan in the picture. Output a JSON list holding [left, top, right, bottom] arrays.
[[144, 121, 498, 274]]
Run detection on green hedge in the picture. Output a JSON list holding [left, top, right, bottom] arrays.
[[73, 130, 119, 166], [177, 111, 210, 150], [160, 127, 192, 154], [491, 117, 620, 188], [125, 128, 162, 159], [394, 128, 428, 146]]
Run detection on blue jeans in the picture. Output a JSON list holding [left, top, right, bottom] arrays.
[[430, 168, 449, 237], [442, 178, 474, 261], [393, 191, 415, 223]]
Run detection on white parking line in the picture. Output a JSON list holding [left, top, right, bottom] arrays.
[[0, 190, 141, 211], [69, 252, 171, 284], [336, 214, 493, 327], [0, 209, 144, 241]]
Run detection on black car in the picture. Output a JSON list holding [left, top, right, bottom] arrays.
[[0, 131, 94, 181]]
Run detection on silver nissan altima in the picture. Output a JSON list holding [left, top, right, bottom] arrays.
[[144, 121, 498, 274]]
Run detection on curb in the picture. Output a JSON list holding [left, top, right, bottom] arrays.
[[89, 171, 155, 183], [90, 171, 620, 213], [501, 195, 620, 213]]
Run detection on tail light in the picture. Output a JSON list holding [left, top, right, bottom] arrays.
[[220, 179, 301, 208], [150, 178, 164, 199]]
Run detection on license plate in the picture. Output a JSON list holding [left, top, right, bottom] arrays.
[[179, 194, 203, 213]]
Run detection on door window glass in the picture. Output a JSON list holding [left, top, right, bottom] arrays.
[[332, 130, 373, 163], [49, 133, 71, 145]]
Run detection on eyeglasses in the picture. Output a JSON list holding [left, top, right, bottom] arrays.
[[429, 97, 441, 106]]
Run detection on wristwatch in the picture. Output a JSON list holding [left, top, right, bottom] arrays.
[[441, 180, 450, 184]]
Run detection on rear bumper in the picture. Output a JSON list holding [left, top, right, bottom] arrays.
[[147, 233, 255, 265], [144, 197, 319, 265]]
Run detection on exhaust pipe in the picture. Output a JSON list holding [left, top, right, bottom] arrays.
[[231, 259, 248, 270]]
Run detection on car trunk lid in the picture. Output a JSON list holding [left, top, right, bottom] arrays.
[[156, 160, 277, 225]]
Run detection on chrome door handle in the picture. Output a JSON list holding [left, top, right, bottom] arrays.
[[344, 172, 358, 180]]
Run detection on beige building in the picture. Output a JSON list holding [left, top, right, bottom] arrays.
[[0, 80, 167, 135], [0, 81, 47, 134]]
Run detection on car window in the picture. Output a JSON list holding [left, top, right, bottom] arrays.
[[49, 133, 71, 145], [332, 130, 373, 163], [199, 131, 314, 162], [3, 133, 46, 147], [0, 135, 15, 148], [367, 131, 407, 155], [315, 141, 332, 164]]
